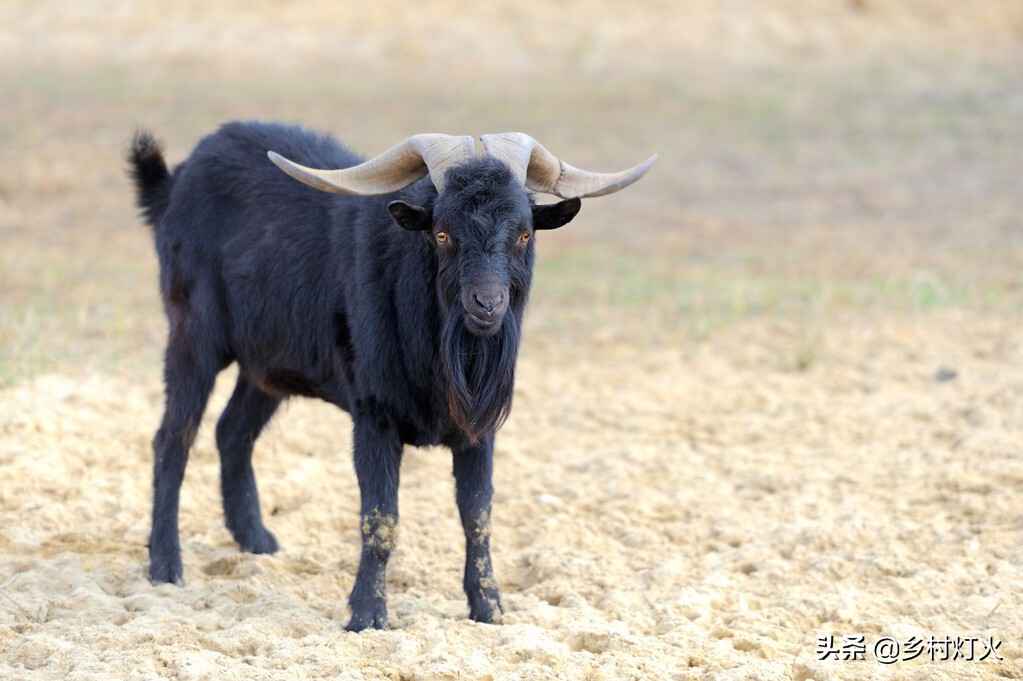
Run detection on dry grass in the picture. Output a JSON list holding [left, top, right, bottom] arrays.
[[4, 1, 1023, 74], [2, 1, 1022, 405]]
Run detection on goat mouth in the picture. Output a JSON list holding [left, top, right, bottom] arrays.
[[465, 312, 502, 336]]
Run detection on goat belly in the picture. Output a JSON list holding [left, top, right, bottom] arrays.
[[244, 366, 322, 399], [257, 366, 321, 398]]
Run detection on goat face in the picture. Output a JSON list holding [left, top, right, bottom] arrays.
[[388, 157, 580, 440], [388, 157, 581, 338]]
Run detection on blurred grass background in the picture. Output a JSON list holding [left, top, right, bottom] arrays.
[[1, 0, 1022, 385]]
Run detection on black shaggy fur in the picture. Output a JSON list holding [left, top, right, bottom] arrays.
[[128, 121, 581, 631]]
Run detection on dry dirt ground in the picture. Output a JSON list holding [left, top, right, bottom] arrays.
[[2, 2, 1023, 680]]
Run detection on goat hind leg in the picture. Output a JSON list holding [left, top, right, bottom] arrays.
[[150, 349, 218, 586], [215, 375, 281, 554]]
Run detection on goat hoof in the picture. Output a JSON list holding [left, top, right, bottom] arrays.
[[149, 564, 185, 584], [346, 601, 389, 632], [149, 562, 184, 587], [238, 527, 279, 555], [468, 588, 504, 624]]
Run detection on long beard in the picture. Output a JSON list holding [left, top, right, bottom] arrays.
[[441, 307, 520, 443]]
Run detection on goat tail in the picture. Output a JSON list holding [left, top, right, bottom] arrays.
[[128, 129, 172, 229]]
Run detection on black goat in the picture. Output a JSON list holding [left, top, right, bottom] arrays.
[[128, 121, 654, 631]]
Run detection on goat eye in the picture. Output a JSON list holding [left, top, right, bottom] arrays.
[[519, 232, 531, 244], [435, 231, 448, 244]]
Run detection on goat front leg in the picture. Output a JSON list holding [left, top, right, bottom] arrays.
[[346, 401, 403, 632], [453, 434, 503, 623]]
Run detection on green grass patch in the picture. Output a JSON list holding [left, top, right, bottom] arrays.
[[531, 245, 1023, 343]]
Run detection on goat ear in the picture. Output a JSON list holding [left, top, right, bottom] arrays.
[[387, 200, 433, 231], [532, 198, 581, 231]]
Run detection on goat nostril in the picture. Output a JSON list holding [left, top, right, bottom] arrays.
[[470, 286, 507, 317]]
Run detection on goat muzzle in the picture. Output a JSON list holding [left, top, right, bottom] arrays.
[[462, 281, 509, 337]]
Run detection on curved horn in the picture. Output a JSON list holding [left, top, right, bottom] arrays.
[[268, 134, 476, 196], [480, 133, 657, 199]]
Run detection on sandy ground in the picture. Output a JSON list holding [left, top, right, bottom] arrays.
[[2, 1, 1023, 679], [2, 310, 1022, 680]]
